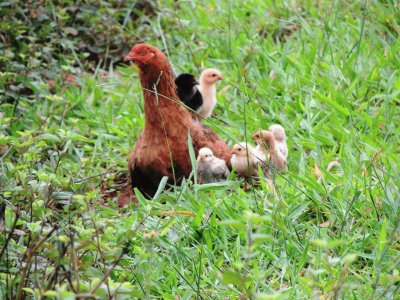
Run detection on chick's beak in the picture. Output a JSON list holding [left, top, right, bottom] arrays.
[[218, 75, 224, 80], [124, 53, 136, 62]]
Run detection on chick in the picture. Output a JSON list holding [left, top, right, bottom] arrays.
[[197, 68, 224, 118], [268, 124, 288, 159], [252, 130, 268, 156], [175, 73, 203, 112], [230, 142, 261, 178], [197, 147, 230, 184], [252, 130, 287, 171]]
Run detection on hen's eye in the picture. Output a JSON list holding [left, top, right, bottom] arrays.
[[139, 50, 146, 56]]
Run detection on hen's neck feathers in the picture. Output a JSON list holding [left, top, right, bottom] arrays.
[[139, 63, 191, 129]]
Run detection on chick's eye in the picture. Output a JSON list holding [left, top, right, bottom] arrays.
[[238, 148, 241, 151], [139, 50, 146, 56], [212, 74, 216, 77]]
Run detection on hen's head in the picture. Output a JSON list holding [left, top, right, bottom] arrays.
[[197, 147, 214, 163], [124, 44, 166, 70], [200, 68, 224, 85]]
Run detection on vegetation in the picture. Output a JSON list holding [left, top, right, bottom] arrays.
[[1, 0, 399, 298]]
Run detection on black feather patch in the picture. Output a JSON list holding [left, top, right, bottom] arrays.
[[175, 73, 203, 112]]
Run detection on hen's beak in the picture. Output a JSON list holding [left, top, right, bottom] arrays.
[[124, 53, 136, 62]]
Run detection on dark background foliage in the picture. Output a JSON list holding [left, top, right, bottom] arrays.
[[0, 0, 156, 103]]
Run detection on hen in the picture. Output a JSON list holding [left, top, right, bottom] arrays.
[[123, 44, 231, 199]]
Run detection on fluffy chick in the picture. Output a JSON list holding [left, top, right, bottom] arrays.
[[252, 130, 287, 171], [197, 147, 230, 183], [268, 124, 288, 159], [197, 68, 223, 118], [175, 73, 203, 112], [230, 142, 261, 178]]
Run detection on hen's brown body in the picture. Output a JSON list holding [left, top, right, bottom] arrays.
[[125, 44, 230, 198]]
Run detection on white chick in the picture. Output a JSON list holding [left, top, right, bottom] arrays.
[[230, 142, 263, 178], [197, 147, 230, 184], [252, 130, 287, 171], [268, 124, 288, 159], [197, 68, 224, 118]]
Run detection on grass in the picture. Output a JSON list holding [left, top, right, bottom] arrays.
[[1, 0, 400, 299]]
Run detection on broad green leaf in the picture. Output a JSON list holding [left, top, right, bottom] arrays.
[[221, 269, 244, 286]]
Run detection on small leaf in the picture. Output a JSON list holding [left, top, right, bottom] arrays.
[[187, 131, 197, 184], [311, 239, 329, 248], [222, 269, 244, 286], [158, 210, 195, 217], [134, 188, 148, 207], [244, 211, 271, 224], [43, 291, 58, 297], [297, 240, 309, 270], [160, 219, 176, 236], [221, 219, 246, 229], [310, 133, 335, 146], [252, 233, 273, 244], [256, 293, 284, 300], [194, 181, 234, 191], [379, 218, 387, 253], [22, 288, 35, 295], [98, 205, 118, 217], [69, 132, 92, 143], [86, 267, 104, 278], [153, 176, 168, 201]]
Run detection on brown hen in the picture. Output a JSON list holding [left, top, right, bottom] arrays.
[[123, 43, 231, 200]]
